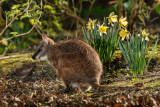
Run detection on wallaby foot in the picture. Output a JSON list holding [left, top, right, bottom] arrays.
[[64, 87, 72, 93], [90, 82, 99, 91], [64, 82, 81, 93], [71, 83, 81, 93]]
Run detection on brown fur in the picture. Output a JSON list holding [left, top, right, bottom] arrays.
[[32, 36, 104, 91]]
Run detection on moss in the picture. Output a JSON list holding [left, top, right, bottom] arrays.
[[0, 53, 38, 73], [108, 77, 160, 89], [143, 79, 160, 88], [85, 92, 93, 97]]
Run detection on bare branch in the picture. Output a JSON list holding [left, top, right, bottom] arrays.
[[0, 0, 32, 37], [0, 24, 36, 43]]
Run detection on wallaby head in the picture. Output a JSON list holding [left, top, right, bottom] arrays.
[[32, 35, 54, 60]]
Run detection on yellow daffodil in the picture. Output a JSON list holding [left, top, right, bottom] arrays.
[[98, 24, 109, 36], [119, 17, 128, 27], [119, 29, 129, 41], [86, 18, 96, 31], [107, 12, 118, 25], [138, 29, 149, 41]]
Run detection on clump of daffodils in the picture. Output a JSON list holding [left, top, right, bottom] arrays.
[[138, 29, 149, 41], [86, 12, 150, 41], [86, 12, 129, 40]]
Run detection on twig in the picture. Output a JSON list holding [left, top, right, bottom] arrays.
[[150, 17, 159, 23], [72, 0, 76, 15], [35, 26, 43, 35], [86, 0, 95, 20], [0, 0, 32, 37], [65, 12, 86, 25], [0, 54, 30, 60], [0, 69, 8, 100], [0, 24, 36, 43], [2, 41, 13, 56], [71, 0, 79, 29], [5, 13, 8, 27], [78, 0, 82, 16]]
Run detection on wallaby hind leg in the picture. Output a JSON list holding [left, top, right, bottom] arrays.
[[63, 80, 81, 93], [85, 86, 92, 92], [63, 80, 72, 93]]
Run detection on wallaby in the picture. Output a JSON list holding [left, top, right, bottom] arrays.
[[32, 35, 105, 92]]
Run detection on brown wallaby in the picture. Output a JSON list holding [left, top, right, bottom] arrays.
[[32, 35, 105, 92]]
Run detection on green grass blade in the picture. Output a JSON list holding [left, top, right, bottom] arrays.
[[146, 39, 158, 69], [82, 27, 88, 42], [119, 41, 130, 64]]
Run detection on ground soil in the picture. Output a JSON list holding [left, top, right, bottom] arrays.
[[0, 46, 160, 106]]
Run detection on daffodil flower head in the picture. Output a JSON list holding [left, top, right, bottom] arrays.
[[119, 29, 129, 41], [119, 16, 128, 28], [86, 18, 96, 31], [107, 12, 118, 25], [138, 29, 149, 41], [98, 24, 109, 36]]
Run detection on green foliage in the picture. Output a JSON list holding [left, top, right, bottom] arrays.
[[119, 32, 158, 76], [2, 0, 7, 2], [0, 0, 64, 53], [10, 32, 18, 36], [42, 3, 63, 35], [156, 4, 160, 14], [83, 22, 120, 65], [44, 5, 53, 10]]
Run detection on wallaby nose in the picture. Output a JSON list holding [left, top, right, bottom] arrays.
[[32, 55, 35, 60]]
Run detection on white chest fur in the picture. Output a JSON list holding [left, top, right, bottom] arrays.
[[40, 55, 48, 60]]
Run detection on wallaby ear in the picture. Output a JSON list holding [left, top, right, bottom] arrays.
[[42, 34, 48, 45]]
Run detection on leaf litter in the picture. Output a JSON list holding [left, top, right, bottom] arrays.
[[0, 56, 160, 106]]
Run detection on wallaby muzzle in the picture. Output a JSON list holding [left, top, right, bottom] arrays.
[[32, 50, 40, 60], [32, 53, 37, 60], [32, 55, 36, 60]]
